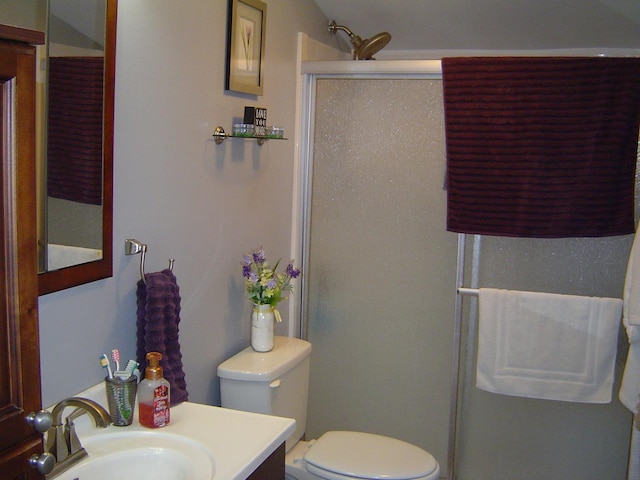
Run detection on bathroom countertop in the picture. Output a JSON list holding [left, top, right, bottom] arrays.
[[50, 382, 296, 480]]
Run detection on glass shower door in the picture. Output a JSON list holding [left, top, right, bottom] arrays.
[[304, 77, 456, 474], [304, 72, 634, 479]]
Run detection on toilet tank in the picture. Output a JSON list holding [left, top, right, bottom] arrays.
[[217, 336, 312, 450]]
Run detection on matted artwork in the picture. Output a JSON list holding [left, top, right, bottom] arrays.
[[226, 0, 266, 95]]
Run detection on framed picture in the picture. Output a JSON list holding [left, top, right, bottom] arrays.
[[226, 0, 267, 96]]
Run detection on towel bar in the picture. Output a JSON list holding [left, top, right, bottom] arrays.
[[125, 239, 174, 284], [457, 287, 479, 296]]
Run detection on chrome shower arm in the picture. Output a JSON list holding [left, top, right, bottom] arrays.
[[328, 21, 355, 38]]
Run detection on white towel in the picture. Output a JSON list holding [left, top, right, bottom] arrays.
[[477, 288, 622, 403], [624, 232, 640, 330], [620, 347, 640, 413], [620, 229, 640, 413]]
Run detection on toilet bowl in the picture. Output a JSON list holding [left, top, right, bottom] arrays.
[[285, 432, 440, 480], [217, 336, 441, 480]]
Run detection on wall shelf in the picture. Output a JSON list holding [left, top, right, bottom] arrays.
[[212, 126, 287, 146]]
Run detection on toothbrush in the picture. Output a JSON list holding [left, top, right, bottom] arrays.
[[124, 359, 139, 376], [111, 348, 120, 372], [99, 354, 113, 379], [114, 359, 139, 380]]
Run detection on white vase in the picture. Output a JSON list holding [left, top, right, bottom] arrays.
[[251, 304, 275, 352]]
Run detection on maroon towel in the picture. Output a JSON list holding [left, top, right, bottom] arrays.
[[136, 269, 189, 405], [47, 56, 104, 206], [442, 57, 640, 238]]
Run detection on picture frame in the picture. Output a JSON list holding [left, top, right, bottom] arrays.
[[226, 0, 267, 96]]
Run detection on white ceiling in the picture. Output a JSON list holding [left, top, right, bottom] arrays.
[[314, 0, 640, 55]]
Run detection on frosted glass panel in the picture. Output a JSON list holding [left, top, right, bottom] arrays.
[[306, 75, 634, 480], [455, 234, 633, 480], [306, 79, 456, 471], [454, 150, 640, 478]]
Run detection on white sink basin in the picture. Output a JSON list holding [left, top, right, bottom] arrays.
[[46, 384, 296, 480], [54, 431, 214, 480]]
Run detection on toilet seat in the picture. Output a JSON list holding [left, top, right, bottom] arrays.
[[304, 431, 439, 480]]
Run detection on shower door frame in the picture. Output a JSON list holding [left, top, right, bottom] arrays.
[[295, 60, 454, 476], [295, 60, 443, 340]]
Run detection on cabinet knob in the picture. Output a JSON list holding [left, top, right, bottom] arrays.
[[25, 410, 53, 433], [28, 453, 56, 474]]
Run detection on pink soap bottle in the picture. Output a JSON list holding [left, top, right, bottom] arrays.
[[138, 352, 170, 428]]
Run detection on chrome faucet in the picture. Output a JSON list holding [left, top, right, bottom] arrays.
[[44, 397, 111, 478]]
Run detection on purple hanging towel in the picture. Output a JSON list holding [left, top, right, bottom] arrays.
[[442, 56, 640, 238], [136, 269, 189, 405]]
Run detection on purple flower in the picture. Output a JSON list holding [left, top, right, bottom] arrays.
[[253, 249, 266, 264], [286, 263, 301, 278], [242, 264, 252, 278], [267, 278, 277, 289]]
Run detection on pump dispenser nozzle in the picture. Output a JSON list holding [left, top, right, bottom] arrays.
[[145, 352, 163, 380]]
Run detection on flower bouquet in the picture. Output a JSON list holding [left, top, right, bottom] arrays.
[[242, 248, 300, 323]]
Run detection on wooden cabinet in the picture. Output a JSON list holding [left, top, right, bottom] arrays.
[[247, 442, 285, 480], [0, 27, 45, 480]]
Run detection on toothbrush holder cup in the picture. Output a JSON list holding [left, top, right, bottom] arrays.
[[105, 375, 138, 426]]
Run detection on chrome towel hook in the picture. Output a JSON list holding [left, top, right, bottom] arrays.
[[125, 239, 174, 284], [125, 239, 147, 283]]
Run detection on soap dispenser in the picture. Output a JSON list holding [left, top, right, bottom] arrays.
[[138, 352, 170, 428]]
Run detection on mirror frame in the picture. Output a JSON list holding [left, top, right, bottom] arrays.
[[38, 0, 116, 295]]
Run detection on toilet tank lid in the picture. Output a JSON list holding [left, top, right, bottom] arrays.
[[217, 336, 312, 382]]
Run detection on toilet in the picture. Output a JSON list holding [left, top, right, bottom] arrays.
[[217, 336, 441, 480]]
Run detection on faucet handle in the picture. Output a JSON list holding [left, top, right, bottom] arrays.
[[65, 417, 83, 455], [25, 410, 53, 433], [28, 452, 56, 475]]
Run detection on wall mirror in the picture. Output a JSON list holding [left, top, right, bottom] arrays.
[[38, 0, 116, 295]]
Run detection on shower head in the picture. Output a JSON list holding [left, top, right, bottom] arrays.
[[328, 20, 392, 60]]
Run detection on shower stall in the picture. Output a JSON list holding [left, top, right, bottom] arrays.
[[298, 61, 633, 479]]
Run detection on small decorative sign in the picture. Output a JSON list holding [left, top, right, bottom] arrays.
[[244, 106, 267, 136]]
